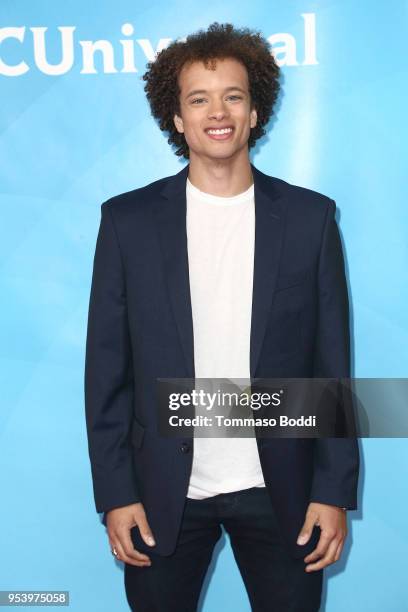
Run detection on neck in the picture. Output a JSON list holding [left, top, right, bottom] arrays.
[[187, 152, 253, 197]]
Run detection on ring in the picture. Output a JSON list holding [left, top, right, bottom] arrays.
[[111, 547, 118, 557]]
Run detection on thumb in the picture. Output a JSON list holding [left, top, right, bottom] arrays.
[[296, 513, 317, 545], [136, 512, 156, 547]]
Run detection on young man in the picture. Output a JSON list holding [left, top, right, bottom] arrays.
[[85, 22, 359, 612]]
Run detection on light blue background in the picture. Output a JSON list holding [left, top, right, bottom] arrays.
[[1, 1, 407, 610]]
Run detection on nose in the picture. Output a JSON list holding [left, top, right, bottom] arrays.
[[208, 101, 229, 120]]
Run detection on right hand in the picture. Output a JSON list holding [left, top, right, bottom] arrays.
[[106, 502, 155, 567]]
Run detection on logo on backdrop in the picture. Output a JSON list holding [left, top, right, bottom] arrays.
[[0, 13, 318, 77]]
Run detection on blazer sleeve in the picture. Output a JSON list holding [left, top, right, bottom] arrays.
[[84, 201, 140, 516], [309, 199, 360, 510]]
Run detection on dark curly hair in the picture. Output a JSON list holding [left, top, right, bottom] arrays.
[[142, 22, 281, 159]]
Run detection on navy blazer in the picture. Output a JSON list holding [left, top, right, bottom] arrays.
[[84, 162, 359, 559]]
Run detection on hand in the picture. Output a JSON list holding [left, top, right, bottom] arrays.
[[296, 502, 347, 572], [106, 502, 155, 567]]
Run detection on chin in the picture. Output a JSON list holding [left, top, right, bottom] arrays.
[[203, 146, 240, 160]]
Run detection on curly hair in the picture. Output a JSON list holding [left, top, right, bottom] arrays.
[[142, 22, 281, 159]]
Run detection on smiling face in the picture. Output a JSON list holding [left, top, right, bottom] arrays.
[[173, 56, 257, 163]]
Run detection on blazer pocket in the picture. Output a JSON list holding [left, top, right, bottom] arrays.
[[131, 419, 146, 449], [275, 270, 308, 292]]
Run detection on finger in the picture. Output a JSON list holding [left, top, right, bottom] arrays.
[[303, 530, 336, 562], [111, 539, 151, 567], [115, 529, 150, 563], [297, 514, 318, 545], [136, 513, 156, 547], [305, 538, 340, 572], [333, 538, 344, 562], [116, 528, 152, 563]]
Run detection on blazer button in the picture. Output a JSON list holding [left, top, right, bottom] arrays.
[[180, 442, 190, 453]]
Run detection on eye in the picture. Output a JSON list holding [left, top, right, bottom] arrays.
[[190, 95, 243, 104]]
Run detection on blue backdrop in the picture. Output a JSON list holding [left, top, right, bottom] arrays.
[[1, 1, 407, 610]]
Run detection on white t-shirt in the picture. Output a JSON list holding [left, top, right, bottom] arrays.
[[185, 176, 266, 499]]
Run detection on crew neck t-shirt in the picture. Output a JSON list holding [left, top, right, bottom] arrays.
[[185, 176, 266, 499]]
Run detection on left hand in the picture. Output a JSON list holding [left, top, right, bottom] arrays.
[[296, 502, 347, 572]]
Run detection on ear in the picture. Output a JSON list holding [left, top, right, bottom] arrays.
[[173, 113, 184, 134], [250, 107, 257, 129]]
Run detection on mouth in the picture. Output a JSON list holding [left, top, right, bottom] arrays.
[[204, 126, 234, 141]]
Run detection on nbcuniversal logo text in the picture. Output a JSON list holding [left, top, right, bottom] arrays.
[[0, 14, 317, 77]]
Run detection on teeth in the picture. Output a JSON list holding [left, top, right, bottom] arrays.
[[207, 128, 233, 135]]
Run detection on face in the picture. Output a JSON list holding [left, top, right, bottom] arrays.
[[173, 57, 257, 162]]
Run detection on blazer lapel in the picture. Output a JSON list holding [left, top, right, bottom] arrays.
[[153, 164, 195, 379], [153, 162, 285, 380], [249, 165, 286, 377]]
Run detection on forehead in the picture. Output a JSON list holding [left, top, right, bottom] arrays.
[[178, 57, 249, 91]]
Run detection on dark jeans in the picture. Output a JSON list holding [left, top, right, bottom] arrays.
[[124, 486, 323, 612]]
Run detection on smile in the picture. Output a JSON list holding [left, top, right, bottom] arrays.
[[205, 127, 234, 140]]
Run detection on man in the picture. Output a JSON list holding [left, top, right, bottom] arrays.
[[85, 22, 359, 612]]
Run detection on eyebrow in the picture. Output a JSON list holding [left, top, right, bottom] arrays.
[[185, 86, 247, 100]]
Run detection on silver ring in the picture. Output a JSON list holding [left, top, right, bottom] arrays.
[[111, 547, 118, 557]]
